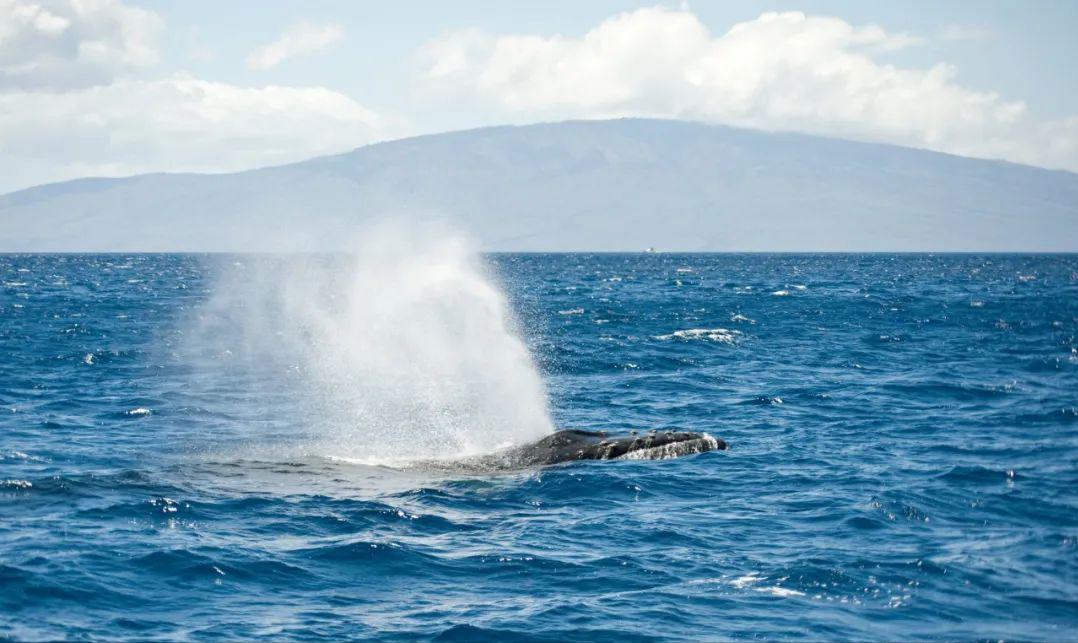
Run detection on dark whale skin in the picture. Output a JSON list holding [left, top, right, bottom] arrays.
[[497, 429, 727, 467], [403, 429, 727, 472]]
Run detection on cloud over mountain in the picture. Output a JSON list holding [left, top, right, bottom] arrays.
[[418, 7, 1078, 172]]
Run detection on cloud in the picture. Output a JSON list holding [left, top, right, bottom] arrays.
[[0, 2, 396, 192], [417, 7, 1078, 172], [247, 21, 343, 70], [0, 0, 162, 90], [0, 73, 398, 192]]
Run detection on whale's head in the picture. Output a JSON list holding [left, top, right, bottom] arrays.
[[520, 429, 727, 465], [613, 430, 727, 460], [405, 429, 727, 472]]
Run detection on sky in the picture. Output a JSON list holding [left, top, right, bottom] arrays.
[[1, 0, 1076, 194]]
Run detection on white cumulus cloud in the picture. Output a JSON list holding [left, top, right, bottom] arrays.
[[0, 0, 162, 89], [247, 21, 344, 70], [0, 73, 394, 191], [0, 2, 396, 192], [417, 6, 1078, 171]]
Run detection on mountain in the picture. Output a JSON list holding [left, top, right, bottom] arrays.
[[2, 119, 1076, 251]]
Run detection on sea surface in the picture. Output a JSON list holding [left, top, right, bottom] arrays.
[[1, 253, 1076, 641]]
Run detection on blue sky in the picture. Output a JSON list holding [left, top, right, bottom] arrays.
[[2, 0, 1076, 193]]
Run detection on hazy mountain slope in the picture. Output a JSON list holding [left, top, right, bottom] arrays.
[[2, 119, 1076, 251]]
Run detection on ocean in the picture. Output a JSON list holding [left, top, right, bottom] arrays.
[[1, 252, 1076, 641]]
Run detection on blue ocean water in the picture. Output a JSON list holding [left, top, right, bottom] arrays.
[[1, 253, 1076, 641]]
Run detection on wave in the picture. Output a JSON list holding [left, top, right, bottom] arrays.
[[654, 328, 742, 344]]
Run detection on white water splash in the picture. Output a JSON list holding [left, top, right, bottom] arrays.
[[655, 328, 742, 344], [194, 221, 553, 462]]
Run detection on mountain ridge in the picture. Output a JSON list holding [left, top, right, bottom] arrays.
[[2, 118, 1076, 251]]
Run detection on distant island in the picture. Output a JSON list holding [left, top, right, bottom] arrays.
[[2, 118, 1076, 252]]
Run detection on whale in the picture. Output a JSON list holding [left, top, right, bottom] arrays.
[[505, 429, 726, 466], [422, 429, 726, 472]]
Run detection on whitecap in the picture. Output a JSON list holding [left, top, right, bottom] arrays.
[[730, 573, 763, 588], [771, 289, 790, 296], [149, 497, 181, 513], [1, 451, 47, 463], [125, 407, 153, 417], [756, 586, 805, 597], [558, 308, 584, 315], [655, 328, 741, 344]]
